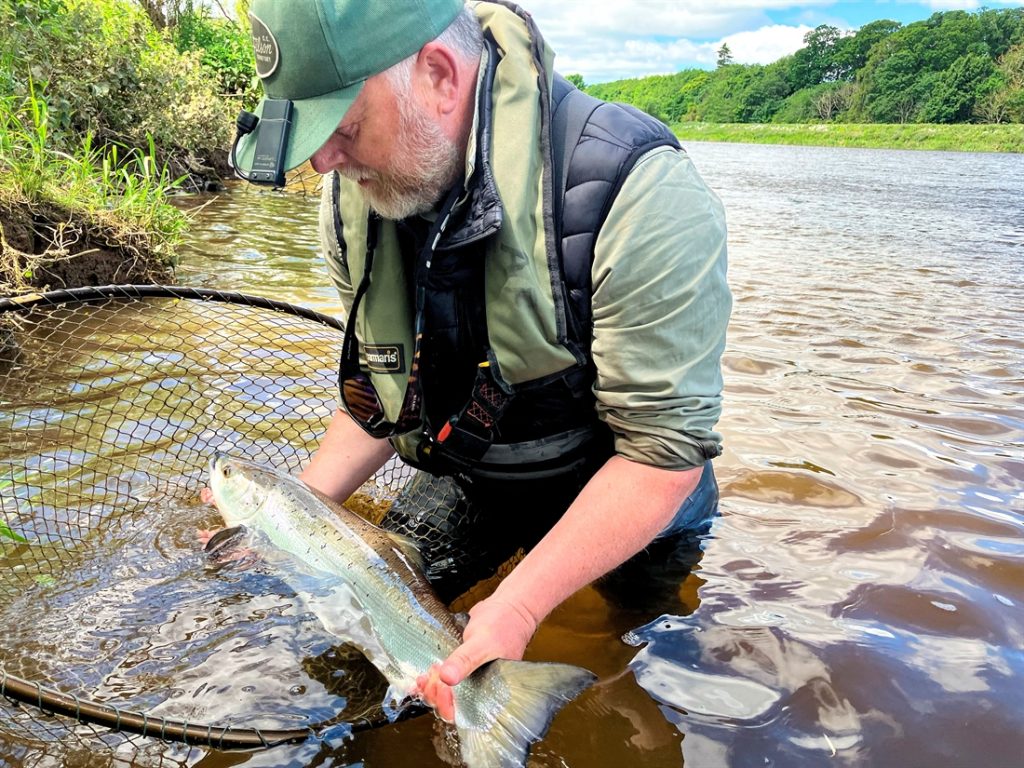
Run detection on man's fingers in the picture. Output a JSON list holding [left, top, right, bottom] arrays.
[[200, 487, 214, 504], [439, 641, 494, 687], [417, 666, 455, 722]]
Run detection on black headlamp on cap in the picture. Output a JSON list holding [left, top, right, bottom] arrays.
[[232, 0, 463, 187], [230, 99, 293, 188]]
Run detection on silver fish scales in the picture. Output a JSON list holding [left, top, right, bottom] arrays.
[[208, 452, 594, 768]]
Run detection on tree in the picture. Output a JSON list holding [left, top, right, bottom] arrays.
[[974, 40, 1024, 122], [789, 25, 844, 88], [977, 6, 1024, 59], [997, 40, 1024, 91], [132, 0, 236, 29], [975, 77, 1013, 123], [738, 60, 794, 122], [815, 82, 855, 120], [565, 73, 586, 90], [833, 19, 902, 80], [717, 43, 733, 68], [921, 52, 994, 122]]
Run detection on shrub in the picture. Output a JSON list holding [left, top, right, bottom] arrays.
[[173, 7, 261, 108], [1, 0, 233, 172]]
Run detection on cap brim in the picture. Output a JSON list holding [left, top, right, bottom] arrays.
[[235, 80, 365, 173]]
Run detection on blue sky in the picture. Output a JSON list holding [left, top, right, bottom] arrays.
[[523, 0, 1024, 83]]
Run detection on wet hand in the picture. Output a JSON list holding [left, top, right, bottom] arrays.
[[415, 596, 539, 722], [197, 487, 219, 547]]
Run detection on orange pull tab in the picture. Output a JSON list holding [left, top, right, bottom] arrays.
[[438, 420, 453, 442]]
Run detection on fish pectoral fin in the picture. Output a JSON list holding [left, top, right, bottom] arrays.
[[204, 525, 247, 555]]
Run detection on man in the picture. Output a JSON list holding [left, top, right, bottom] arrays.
[[234, 0, 731, 721]]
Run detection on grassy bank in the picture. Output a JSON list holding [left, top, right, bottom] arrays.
[[0, 0, 253, 295], [673, 122, 1024, 153], [0, 91, 186, 295]]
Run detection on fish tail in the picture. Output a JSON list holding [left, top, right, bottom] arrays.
[[455, 659, 595, 768]]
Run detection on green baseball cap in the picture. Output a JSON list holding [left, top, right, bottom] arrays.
[[236, 0, 465, 174]]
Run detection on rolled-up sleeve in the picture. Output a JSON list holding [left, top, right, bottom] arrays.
[[591, 146, 731, 469]]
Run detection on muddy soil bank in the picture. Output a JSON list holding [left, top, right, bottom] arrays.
[[0, 197, 173, 297]]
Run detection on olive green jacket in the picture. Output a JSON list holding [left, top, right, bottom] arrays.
[[318, 1, 731, 470]]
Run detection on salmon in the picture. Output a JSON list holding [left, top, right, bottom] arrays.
[[207, 452, 594, 767]]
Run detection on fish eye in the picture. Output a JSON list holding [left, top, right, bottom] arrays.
[[222, 466, 232, 478]]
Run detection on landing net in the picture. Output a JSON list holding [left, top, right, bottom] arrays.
[[0, 285, 417, 766]]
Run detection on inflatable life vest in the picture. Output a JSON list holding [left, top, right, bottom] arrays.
[[321, 2, 680, 481]]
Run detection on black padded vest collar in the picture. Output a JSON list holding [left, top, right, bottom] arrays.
[[437, 33, 504, 252]]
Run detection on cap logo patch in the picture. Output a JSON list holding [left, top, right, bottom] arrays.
[[250, 13, 279, 79]]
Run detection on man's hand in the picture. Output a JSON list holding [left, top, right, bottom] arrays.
[[415, 457, 703, 721], [415, 596, 539, 722]]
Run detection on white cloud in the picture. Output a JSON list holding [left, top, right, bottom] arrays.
[[542, 22, 815, 82], [514, 0, 1019, 83], [523, 0, 834, 39], [517, 1, 825, 82], [721, 23, 815, 65]]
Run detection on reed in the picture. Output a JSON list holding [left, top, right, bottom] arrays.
[[0, 84, 189, 260], [0, 478, 26, 543]]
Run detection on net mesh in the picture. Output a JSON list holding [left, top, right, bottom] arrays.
[[0, 286, 417, 766]]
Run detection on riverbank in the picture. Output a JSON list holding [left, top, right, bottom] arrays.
[[673, 122, 1024, 153], [0, 0, 249, 296], [0, 99, 183, 296]]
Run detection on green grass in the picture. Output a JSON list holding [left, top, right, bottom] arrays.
[[0, 84, 190, 265], [673, 122, 1024, 153], [0, 523, 26, 543], [0, 477, 26, 542]]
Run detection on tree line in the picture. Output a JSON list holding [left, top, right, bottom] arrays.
[[582, 8, 1024, 125]]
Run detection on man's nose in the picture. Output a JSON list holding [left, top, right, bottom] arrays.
[[310, 135, 348, 174]]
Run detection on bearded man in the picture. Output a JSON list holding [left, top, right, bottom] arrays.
[[233, 0, 731, 720]]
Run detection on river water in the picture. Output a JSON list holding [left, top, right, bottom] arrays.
[[3, 141, 1023, 767]]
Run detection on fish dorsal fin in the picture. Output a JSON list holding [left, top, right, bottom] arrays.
[[384, 531, 426, 574]]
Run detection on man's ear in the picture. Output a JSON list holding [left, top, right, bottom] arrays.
[[415, 42, 461, 117]]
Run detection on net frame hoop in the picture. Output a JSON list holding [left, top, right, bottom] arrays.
[[0, 284, 345, 332], [0, 666, 311, 748], [0, 283, 359, 750]]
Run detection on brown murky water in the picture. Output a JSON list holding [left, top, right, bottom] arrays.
[[2, 141, 1022, 767]]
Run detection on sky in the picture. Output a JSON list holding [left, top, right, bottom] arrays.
[[521, 0, 1024, 83]]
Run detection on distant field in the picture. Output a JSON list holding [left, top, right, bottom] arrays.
[[673, 122, 1024, 153]]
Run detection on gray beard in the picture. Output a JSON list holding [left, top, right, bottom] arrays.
[[342, 101, 462, 221]]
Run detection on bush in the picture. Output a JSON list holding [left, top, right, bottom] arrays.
[[1, 0, 233, 173], [173, 7, 261, 108], [773, 87, 824, 123]]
